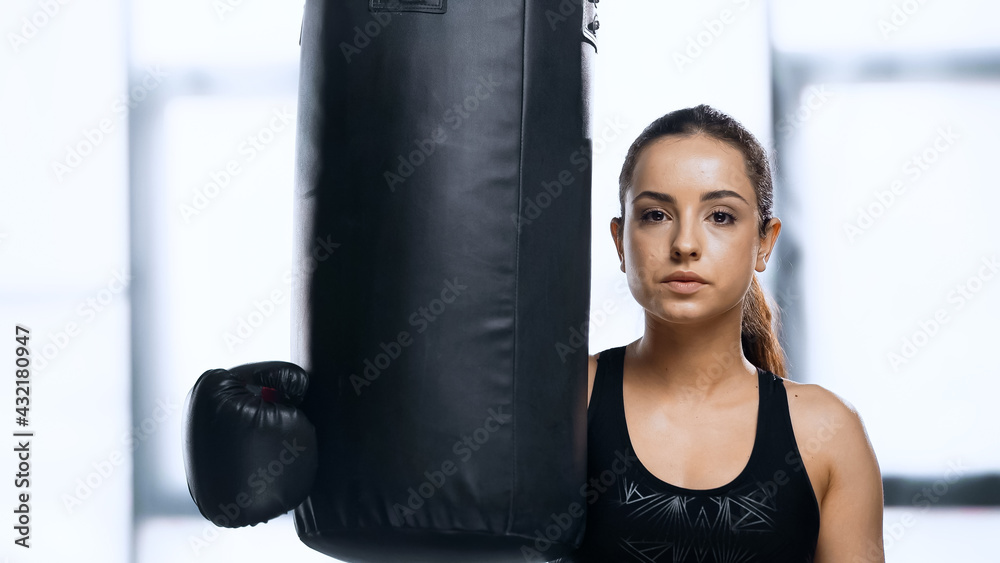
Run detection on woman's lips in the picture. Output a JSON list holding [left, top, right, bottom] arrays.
[[664, 280, 705, 294]]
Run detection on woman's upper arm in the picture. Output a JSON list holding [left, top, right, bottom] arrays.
[[792, 385, 885, 562], [587, 353, 599, 408]]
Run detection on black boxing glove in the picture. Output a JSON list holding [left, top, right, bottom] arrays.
[[183, 361, 317, 528]]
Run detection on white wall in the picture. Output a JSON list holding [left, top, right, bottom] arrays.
[[1, 1, 131, 561]]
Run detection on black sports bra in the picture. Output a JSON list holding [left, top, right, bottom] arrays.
[[561, 346, 820, 562]]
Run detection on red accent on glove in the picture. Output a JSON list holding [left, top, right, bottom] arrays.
[[261, 386, 279, 403]]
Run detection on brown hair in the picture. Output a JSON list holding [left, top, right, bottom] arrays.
[[615, 104, 787, 378]]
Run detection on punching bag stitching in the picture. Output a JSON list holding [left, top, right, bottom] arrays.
[[369, 0, 447, 14], [505, 0, 529, 538]]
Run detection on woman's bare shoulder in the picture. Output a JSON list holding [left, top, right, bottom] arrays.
[[782, 378, 884, 558], [783, 379, 868, 445], [782, 378, 865, 428], [782, 378, 880, 489]]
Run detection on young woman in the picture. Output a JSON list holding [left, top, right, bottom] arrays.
[[565, 105, 884, 562]]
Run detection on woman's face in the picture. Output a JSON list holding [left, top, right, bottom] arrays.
[[612, 134, 780, 326]]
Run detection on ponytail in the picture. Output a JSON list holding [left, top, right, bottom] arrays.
[[741, 275, 787, 378]]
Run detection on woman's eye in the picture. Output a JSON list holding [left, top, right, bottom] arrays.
[[641, 210, 667, 222], [711, 210, 736, 225]]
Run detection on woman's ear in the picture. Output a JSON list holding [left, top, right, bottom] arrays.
[[756, 217, 782, 273], [610, 217, 625, 273]]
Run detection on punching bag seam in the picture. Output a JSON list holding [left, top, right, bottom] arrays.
[[505, 0, 529, 538]]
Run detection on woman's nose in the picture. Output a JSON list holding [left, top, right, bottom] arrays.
[[670, 217, 701, 259]]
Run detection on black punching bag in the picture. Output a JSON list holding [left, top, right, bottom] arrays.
[[291, 0, 596, 561]]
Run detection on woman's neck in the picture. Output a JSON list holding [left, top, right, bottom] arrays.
[[628, 309, 758, 403]]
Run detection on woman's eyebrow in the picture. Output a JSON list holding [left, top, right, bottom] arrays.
[[631, 189, 750, 205], [631, 190, 675, 205], [701, 189, 750, 205]]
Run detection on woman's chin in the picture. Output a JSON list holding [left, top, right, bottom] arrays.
[[648, 307, 710, 325], [646, 301, 740, 327]]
